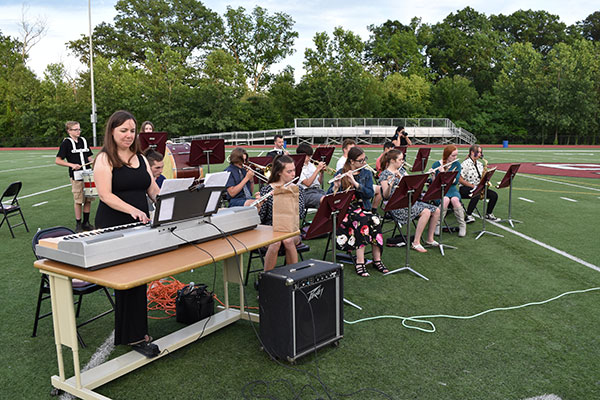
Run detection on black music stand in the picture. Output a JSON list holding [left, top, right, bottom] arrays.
[[470, 168, 504, 240], [189, 139, 225, 174], [305, 190, 362, 309], [384, 173, 429, 280], [313, 146, 335, 165], [496, 164, 522, 228], [139, 132, 168, 155], [411, 148, 431, 173], [421, 170, 458, 256]]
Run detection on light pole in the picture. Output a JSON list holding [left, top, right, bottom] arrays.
[[88, 0, 97, 146]]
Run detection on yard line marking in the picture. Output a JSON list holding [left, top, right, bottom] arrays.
[[518, 174, 600, 192], [486, 220, 600, 273], [20, 184, 71, 199], [32, 201, 48, 207], [560, 197, 578, 202], [518, 197, 534, 203], [0, 164, 55, 173], [59, 331, 116, 400]]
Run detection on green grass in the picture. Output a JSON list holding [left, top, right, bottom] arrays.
[[1, 146, 599, 399]]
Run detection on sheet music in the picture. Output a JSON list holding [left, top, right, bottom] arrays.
[[159, 178, 195, 195], [204, 171, 230, 187], [158, 197, 175, 222]]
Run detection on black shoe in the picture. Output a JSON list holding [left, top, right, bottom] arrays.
[[82, 222, 95, 231], [131, 341, 160, 358], [75, 222, 83, 233]]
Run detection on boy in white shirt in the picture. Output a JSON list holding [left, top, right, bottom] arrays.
[[297, 143, 326, 208]]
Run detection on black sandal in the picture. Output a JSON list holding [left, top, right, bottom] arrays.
[[355, 263, 369, 277], [373, 260, 389, 274]]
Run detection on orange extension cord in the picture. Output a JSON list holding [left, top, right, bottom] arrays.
[[146, 277, 257, 320]]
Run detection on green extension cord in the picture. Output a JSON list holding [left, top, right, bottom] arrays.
[[344, 287, 600, 333]]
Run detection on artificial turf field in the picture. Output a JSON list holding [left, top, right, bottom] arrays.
[[1, 145, 599, 400]]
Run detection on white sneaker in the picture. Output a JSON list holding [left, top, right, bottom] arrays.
[[465, 215, 476, 224], [485, 213, 500, 221]]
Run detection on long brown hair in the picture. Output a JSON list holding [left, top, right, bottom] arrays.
[[100, 110, 140, 168], [381, 149, 403, 171], [442, 145, 457, 164], [268, 155, 293, 184], [340, 146, 364, 190]]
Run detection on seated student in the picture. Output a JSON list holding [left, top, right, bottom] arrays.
[[266, 134, 289, 158], [375, 141, 395, 175], [139, 121, 155, 133], [459, 145, 500, 222], [431, 145, 466, 237], [379, 149, 440, 253], [225, 147, 257, 207], [258, 155, 306, 271], [328, 147, 386, 277], [144, 149, 166, 188], [336, 139, 356, 171], [296, 143, 326, 208]]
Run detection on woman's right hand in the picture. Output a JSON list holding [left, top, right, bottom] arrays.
[[130, 208, 150, 224]]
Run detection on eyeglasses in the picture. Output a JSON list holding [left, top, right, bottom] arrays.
[[69, 128, 81, 131], [355, 156, 368, 163]]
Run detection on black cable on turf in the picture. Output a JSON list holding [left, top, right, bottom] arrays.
[[169, 230, 218, 343]]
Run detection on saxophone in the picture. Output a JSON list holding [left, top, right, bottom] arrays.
[[480, 156, 490, 200]]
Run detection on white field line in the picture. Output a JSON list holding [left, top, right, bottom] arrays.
[[59, 331, 116, 400], [32, 201, 48, 207], [518, 174, 600, 192], [560, 197, 578, 202], [20, 184, 70, 199], [0, 164, 55, 173], [518, 197, 535, 203], [485, 219, 600, 273]]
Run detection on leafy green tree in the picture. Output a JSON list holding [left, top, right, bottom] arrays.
[[573, 11, 600, 41], [365, 18, 429, 78], [223, 6, 298, 92], [68, 0, 223, 68], [380, 73, 431, 118], [428, 7, 504, 93], [490, 10, 569, 54], [430, 75, 478, 126]]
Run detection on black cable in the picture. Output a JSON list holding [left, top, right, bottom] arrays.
[[169, 230, 217, 342]]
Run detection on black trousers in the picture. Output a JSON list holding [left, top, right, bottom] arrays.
[[459, 186, 498, 215], [114, 285, 148, 345]]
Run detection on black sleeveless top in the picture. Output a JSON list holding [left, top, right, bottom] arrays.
[[95, 154, 151, 229]]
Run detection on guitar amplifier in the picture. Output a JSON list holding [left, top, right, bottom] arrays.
[[258, 259, 343, 362]]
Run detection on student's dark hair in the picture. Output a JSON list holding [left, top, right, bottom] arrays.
[[144, 148, 163, 165], [296, 143, 313, 156], [395, 126, 404, 133], [274, 134, 283, 141], [100, 110, 139, 168], [229, 147, 248, 164], [139, 121, 154, 133], [383, 140, 394, 150], [268, 155, 294, 183], [468, 144, 481, 158], [340, 146, 364, 190], [341, 139, 356, 150], [381, 149, 403, 170]]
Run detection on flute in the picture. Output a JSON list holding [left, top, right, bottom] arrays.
[[427, 160, 454, 174], [249, 177, 299, 207], [327, 164, 368, 184]]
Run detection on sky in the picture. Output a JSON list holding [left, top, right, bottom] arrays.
[[0, 0, 598, 81]]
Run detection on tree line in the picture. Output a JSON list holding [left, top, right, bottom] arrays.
[[1, 1, 599, 147]]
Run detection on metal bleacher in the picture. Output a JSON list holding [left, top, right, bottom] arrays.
[[173, 118, 476, 146]]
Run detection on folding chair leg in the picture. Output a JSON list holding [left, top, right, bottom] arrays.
[[31, 278, 46, 337], [75, 294, 84, 318], [102, 287, 115, 308], [19, 209, 29, 232]]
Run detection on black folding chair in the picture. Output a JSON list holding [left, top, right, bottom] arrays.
[[32, 226, 115, 347], [0, 182, 29, 238]]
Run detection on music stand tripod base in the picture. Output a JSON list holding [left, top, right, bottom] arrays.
[[498, 218, 522, 228], [331, 209, 363, 311]]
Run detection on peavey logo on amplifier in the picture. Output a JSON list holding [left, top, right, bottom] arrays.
[[307, 284, 324, 303]]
